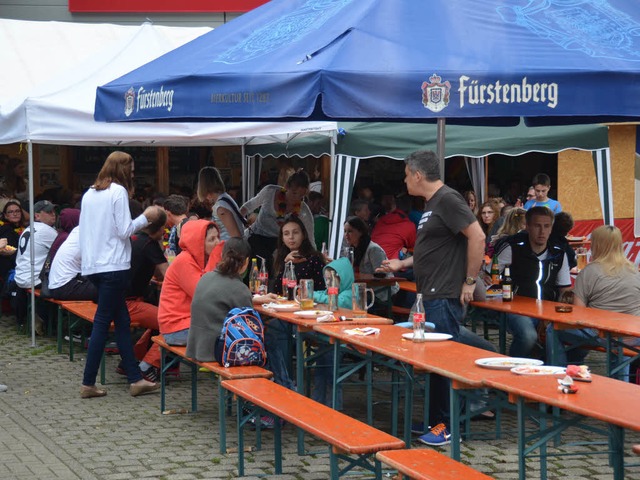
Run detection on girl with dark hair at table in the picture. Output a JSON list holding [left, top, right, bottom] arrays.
[[241, 170, 315, 275], [342, 216, 398, 313], [272, 214, 326, 295], [266, 215, 326, 390]]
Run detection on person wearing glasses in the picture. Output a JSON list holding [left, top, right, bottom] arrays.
[[0, 200, 26, 294]]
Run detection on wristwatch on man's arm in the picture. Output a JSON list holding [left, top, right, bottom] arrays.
[[464, 276, 477, 286]]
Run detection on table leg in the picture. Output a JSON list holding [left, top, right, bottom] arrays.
[[366, 351, 373, 425], [517, 397, 526, 480], [403, 364, 414, 448], [218, 381, 227, 454], [296, 326, 305, 455], [450, 384, 461, 461], [331, 340, 340, 409], [609, 424, 624, 480]]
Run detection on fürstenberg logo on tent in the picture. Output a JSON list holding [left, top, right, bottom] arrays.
[[124, 86, 174, 117], [421, 74, 559, 113]]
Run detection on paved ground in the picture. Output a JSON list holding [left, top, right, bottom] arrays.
[[0, 313, 639, 480]]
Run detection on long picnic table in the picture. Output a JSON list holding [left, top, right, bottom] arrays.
[[471, 296, 640, 379], [314, 323, 640, 480], [483, 371, 640, 480], [312, 323, 509, 454], [254, 303, 393, 454]]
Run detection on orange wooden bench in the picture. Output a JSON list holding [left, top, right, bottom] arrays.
[[222, 377, 405, 479], [25, 288, 83, 352], [151, 335, 272, 453], [376, 449, 494, 480]]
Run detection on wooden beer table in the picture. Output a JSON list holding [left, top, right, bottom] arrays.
[[471, 296, 640, 379], [483, 372, 640, 480], [313, 323, 511, 454]]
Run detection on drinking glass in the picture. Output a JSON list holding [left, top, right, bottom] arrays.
[[576, 247, 588, 271], [294, 279, 315, 309], [351, 282, 375, 317]]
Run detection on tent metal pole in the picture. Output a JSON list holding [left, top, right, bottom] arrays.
[[329, 132, 336, 224], [241, 144, 246, 203], [437, 118, 446, 180], [27, 140, 36, 347]]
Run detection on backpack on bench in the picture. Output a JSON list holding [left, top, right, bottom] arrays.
[[216, 307, 266, 368]]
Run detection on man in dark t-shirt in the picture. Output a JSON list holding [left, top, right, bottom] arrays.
[[126, 211, 168, 381], [381, 150, 486, 447]]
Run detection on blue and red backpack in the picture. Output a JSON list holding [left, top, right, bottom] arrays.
[[216, 307, 266, 368]]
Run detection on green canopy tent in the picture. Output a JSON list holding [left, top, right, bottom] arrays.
[[248, 120, 608, 159], [247, 120, 609, 258]]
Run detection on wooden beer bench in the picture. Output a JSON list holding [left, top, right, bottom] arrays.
[[151, 335, 272, 453], [376, 449, 494, 480], [221, 377, 405, 479]]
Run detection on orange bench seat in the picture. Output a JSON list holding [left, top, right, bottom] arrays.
[[376, 449, 494, 480], [222, 377, 405, 479], [151, 334, 272, 454]]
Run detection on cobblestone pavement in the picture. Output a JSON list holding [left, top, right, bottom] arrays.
[[0, 313, 639, 480]]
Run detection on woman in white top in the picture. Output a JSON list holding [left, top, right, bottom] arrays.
[[197, 166, 245, 241], [78, 151, 163, 399]]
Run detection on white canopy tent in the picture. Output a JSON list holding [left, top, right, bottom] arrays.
[[0, 18, 337, 344]]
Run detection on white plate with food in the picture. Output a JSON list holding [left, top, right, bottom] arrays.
[[475, 357, 544, 370], [511, 365, 567, 376], [262, 302, 299, 311], [401, 332, 453, 342], [294, 310, 334, 318], [485, 288, 502, 298]]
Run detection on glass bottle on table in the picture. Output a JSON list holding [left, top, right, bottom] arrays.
[[490, 254, 501, 288], [284, 261, 297, 301], [249, 257, 259, 294], [410, 293, 426, 342], [258, 256, 269, 294], [327, 270, 339, 311], [501, 266, 513, 302]]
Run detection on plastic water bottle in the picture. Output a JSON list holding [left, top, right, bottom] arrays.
[[410, 293, 425, 342], [327, 270, 339, 311]]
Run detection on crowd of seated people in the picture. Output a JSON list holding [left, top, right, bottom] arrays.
[[2, 156, 638, 401]]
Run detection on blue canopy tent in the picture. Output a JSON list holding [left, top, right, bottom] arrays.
[[95, 0, 640, 125], [95, 0, 638, 254]]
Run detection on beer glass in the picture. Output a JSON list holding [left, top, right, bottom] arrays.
[[576, 247, 588, 271], [351, 282, 375, 317], [294, 279, 315, 310]]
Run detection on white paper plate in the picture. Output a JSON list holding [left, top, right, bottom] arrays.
[[511, 365, 566, 376], [401, 332, 452, 342], [263, 302, 299, 311], [475, 357, 544, 370], [485, 290, 502, 298], [294, 310, 334, 318]]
